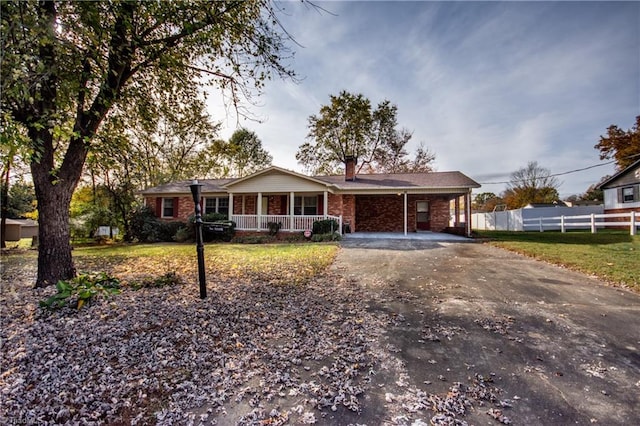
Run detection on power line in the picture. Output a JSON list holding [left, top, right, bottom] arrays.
[[477, 159, 618, 185]]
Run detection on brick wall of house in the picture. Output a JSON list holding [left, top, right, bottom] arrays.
[[231, 195, 259, 215], [356, 195, 404, 232], [428, 197, 450, 232], [354, 194, 451, 233], [343, 194, 356, 232], [146, 196, 193, 222], [327, 193, 343, 217]]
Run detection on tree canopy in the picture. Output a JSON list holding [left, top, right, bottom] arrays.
[[1, 0, 298, 286], [502, 161, 560, 209], [213, 128, 273, 178], [296, 91, 436, 175], [594, 116, 640, 170]]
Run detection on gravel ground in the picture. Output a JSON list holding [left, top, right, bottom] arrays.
[[0, 250, 516, 425]]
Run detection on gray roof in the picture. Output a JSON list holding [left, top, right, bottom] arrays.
[[140, 179, 235, 195], [140, 170, 480, 195], [597, 158, 640, 189], [315, 171, 480, 190]]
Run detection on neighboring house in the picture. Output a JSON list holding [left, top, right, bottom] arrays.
[[523, 201, 568, 208], [140, 158, 481, 237], [2, 218, 39, 241], [597, 159, 640, 214]]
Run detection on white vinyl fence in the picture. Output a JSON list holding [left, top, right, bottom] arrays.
[[472, 206, 604, 232], [473, 207, 638, 235], [523, 211, 638, 235]]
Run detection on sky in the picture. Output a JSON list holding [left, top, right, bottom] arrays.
[[208, 1, 640, 198]]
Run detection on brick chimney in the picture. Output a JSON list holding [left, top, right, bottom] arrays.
[[345, 156, 356, 181]]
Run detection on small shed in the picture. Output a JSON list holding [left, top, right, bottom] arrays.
[[2, 218, 39, 241]]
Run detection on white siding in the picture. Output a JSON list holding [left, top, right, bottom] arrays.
[[227, 172, 329, 193], [604, 186, 640, 210]]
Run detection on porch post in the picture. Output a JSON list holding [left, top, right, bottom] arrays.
[[466, 190, 472, 237], [290, 191, 295, 231], [228, 192, 234, 218], [323, 191, 328, 218], [257, 192, 262, 231], [454, 196, 461, 227], [404, 192, 408, 235]]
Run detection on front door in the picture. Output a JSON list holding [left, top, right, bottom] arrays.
[[416, 200, 430, 230]]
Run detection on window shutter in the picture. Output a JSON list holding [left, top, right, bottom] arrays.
[[155, 198, 162, 217], [317, 194, 324, 215], [617, 188, 623, 203], [634, 185, 640, 202], [173, 197, 179, 218]]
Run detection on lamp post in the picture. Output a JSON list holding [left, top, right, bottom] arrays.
[[190, 180, 207, 299]]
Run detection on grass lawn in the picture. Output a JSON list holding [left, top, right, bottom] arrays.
[[1, 241, 340, 286], [477, 230, 639, 290]]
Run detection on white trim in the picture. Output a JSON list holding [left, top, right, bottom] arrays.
[[223, 165, 336, 190]]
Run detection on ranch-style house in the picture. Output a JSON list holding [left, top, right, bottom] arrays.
[[140, 158, 481, 237]]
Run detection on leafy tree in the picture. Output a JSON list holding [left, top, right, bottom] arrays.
[[296, 91, 435, 175], [1, 1, 297, 287], [406, 142, 437, 174], [580, 183, 604, 202], [0, 114, 31, 247], [472, 192, 503, 212], [502, 161, 560, 209], [69, 185, 119, 240], [595, 116, 640, 170], [85, 94, 221, 240], [3, 181, 37, 219], [213, 128, 273, 177]]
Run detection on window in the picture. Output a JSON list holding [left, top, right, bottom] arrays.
[[204, 197, 230, 215], [294, 196, 318, 215], [218, 198, 229, 215], [205, 198, 216, 214], [162, 198, 174, 218], [622, 187, 634, 203]]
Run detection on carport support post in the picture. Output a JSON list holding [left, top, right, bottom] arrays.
[[190, 180, 207, 299], [403, 192, 408, 235]]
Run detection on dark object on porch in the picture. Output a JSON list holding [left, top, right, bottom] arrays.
[[343, 222, 351, 234], [203, 220, 236, 242]]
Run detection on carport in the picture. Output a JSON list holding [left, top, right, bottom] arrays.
[[343, 231, 472, 242]]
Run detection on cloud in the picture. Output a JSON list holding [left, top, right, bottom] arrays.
[[206, 1, 639, 197]]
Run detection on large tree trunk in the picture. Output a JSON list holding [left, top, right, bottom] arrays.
[[33, 181, 76, 287], [30, 129, 86, 288]]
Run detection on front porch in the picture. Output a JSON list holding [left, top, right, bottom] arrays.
[[230, 214, 343, 233]]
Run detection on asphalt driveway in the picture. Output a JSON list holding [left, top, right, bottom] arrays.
[[333, 238, 640, 425]]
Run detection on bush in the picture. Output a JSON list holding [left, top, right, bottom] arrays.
[[39, 272, 121, 310], [174, 226, 192, 243], [157, 221, 185, 242], [313, 219, 339, 235], [267, 221, 282, 236], [232, 235, 275, 244], [128, 206, 160, 242], [311, 232, 342, 242]]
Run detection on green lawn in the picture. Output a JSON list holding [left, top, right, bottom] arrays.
[[477, 230, 639, 290]]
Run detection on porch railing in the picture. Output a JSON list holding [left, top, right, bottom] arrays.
[[231, 214, 343, 234]]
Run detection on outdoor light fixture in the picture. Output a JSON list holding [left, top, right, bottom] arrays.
[[190, 180, 207, 299]]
